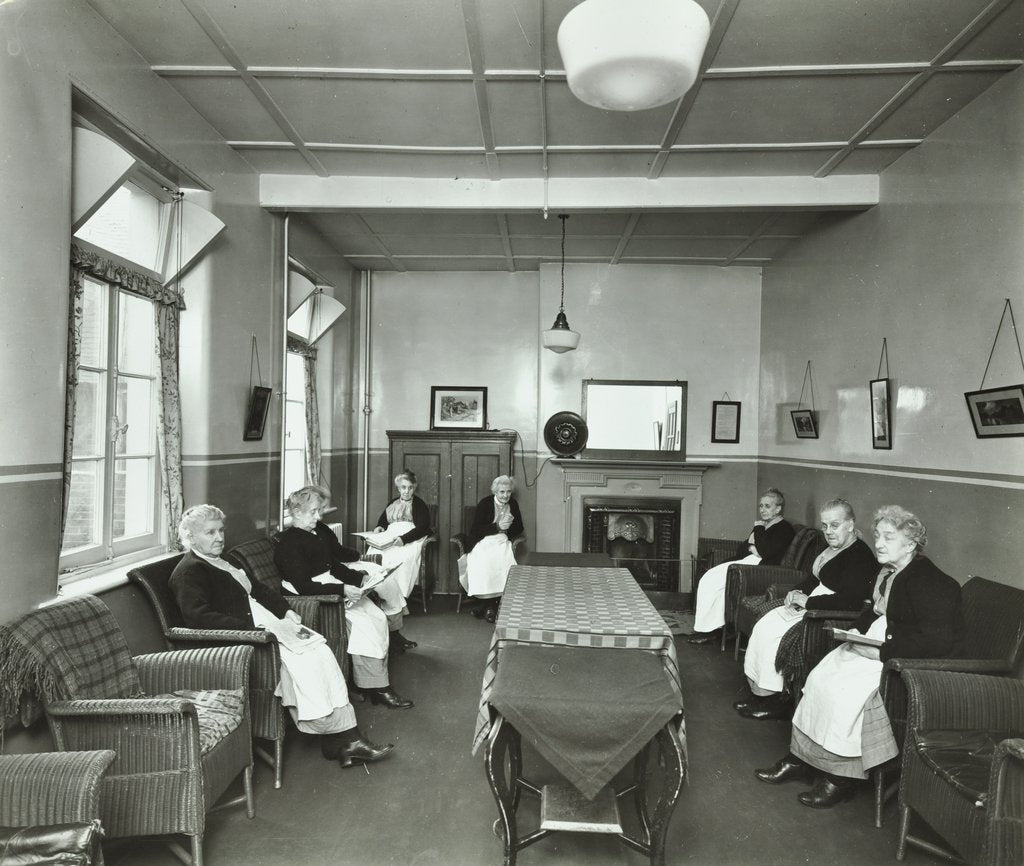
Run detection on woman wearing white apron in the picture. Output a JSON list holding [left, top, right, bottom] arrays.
[[373, 469, 433, 651], [275, 487, 414, 710], [755, 505, 964, 808], [459, 475, 524, 623], [737, 498, 877, 719], [170, 505, 394, 767]]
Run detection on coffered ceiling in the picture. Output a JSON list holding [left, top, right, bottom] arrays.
[[86, 0, 1022, 271]]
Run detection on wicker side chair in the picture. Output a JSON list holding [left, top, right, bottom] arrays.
[[691, 536, 746, 596], [724, 524, 826, 653], [872, 575, 1024, 828], [128, 554, 288, 790], [896, 669, 1024, 865], [0, 749, 115, 865], [451, 505, 526, 613], [224, 537, 349, 680], [0, 595, 254, 866]]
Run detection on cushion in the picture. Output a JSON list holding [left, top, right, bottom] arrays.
[[152, 689, 245, 755], [0, 819, 101, 865], [914, 729, 1019, 806]]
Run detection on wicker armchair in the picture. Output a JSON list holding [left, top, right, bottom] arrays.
[[872, 576, 1024, 828], [725, 524, 826, 653], [0, 750, 115, 865], [0, 596, 254, 866], [224, 537, 349, 679], [451, 505, 526, 613], [128, 554, 290, 790], [896, 670, 1024, 865]]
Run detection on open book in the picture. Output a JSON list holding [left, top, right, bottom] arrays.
[[353, 528, 404, 550], [831, 627, 883, 647], [358, 564, 400, 595]]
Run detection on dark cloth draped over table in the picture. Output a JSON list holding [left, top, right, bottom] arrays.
[[491, 645, 680, 800]]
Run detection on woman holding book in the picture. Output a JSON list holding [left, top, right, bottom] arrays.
[[371, 469, 433, 646], [171, 504, 396, 766], [275, 486, 413, 709], [755, 505, 963, 808], [736, 498, 877, 720]]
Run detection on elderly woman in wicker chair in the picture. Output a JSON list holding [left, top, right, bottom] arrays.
[[170, 504, 395, 768], [755, 505, 964, 808], [736, 498, 877, 720]]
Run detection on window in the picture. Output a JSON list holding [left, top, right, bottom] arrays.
[[61, 276, 160, 568], [283, 351, 308, 503]]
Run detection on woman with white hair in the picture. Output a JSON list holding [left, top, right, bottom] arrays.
[[755, 505, 964, 808], [459, 475, 524, 623], [170, 504, 395, 767]]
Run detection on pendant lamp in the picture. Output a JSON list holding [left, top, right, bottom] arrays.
[[558, 0, 711, 112], [543, 214, 580, 354]]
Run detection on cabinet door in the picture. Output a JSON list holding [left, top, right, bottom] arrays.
[[389, 439, 450, 589]]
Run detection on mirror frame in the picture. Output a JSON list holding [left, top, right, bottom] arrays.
[[581, 379, 688, 462]]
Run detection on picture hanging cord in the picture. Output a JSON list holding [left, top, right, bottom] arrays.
[[796, 361, 815, 411], [721, 391, 732, 401], [979, 298, 1024, 388], [249, 334, 264, 390], [876, 338, 890, 380]]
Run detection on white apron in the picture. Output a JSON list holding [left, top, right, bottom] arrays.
[[376, 520, 426, 609], [791, 615, 887, 756], [692, 553, 761, 632], [344, 595, 390, 659], [459, 534, 515, 598], [744, 583, 834, 693]]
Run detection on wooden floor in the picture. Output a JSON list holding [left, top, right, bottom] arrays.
[[105, 597, 947, 865]]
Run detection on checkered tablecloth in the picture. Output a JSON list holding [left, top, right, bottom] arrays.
[[472, 565, 682, 753]]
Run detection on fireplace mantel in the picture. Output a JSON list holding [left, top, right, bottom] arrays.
[[552, 458, 718, 590]]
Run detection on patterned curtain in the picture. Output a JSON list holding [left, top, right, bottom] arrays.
[[155, 303, 184, 549], [60, 267, 86, 543], [70, 243, 185, 309], [287, 336, 322, 486]]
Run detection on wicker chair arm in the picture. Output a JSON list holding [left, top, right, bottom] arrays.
[[305, 594, 344, 605], [511, 535, 527, 555], [733, 564, 806, 594], [287, 597, 321, 626], [902, 670, 1024, 733], [766, 582, 797, 601], [450, 533, 469, 559], [885, 657, 1015, 675], [166, 626, 275, 644], [995, 738, 1024, 763], [133, 645, 253, 694], [0, 750, 116, 827], [47, 697, 198, 718], [802, 607, 865, 620]]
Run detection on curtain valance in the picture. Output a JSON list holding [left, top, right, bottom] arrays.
[[71, 243, 185, 310]]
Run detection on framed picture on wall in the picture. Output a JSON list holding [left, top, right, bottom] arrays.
[[870, 378, 892, 450], [243, 386, 273, 441], [430, 386, 488, 431], [964, 384, 1024, 438], [790, 409, 818, 439], [711, 400, 741, 443]]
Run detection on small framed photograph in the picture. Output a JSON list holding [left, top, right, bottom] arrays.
[[711, 401, 741, 443], [243, 386, 273, 441], [964, 384, 1024, 438], [870, 378, 892, 450], [430, 386, 487, 431], [790, 409, 818, 439]]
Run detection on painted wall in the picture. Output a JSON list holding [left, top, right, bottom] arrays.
[[759, 67, 1024, 585]]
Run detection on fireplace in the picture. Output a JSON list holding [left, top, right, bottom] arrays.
[[583, 499, 680, 590]]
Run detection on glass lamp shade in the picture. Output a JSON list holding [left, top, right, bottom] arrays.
[[557, 0, 711, 111], [543, 311, 581, 354]]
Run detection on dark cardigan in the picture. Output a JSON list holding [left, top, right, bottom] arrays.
[[375, 494, 432, 544], [736, 519, 795, 565], [170, 551, 291, 630], [851, 555, 964, 663], [467, 495, 524, 553], [274, 522, 364, 594], [793, 537, 878, 612]]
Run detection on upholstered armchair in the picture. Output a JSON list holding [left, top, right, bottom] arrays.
[[872, 575, 1024, 828], [451, 505, 526, 613], [0, 750, 115, 866], [897, 669, 1024, 865], [0, 595, 254, 866], [128, 554, 290, 790], [725, 524, 826, 653]]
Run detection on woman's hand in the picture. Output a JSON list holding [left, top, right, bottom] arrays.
[[785, 590, 808, 609], [343, 585, 362, 601], [373, 526, 385, 533], [498, 513, 513, 531], [284, 609, 302, 625]]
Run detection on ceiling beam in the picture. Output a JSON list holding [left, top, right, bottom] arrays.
[[260, 174, 879, 213], [497, 214, 516, 272], [461, 0, 500, 180]]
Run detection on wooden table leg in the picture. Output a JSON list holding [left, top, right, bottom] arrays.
[[485, 716, 519, 866]]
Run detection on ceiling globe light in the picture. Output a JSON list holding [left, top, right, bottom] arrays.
[[558, 0, 711, 112], [543, 214, 580, 354]]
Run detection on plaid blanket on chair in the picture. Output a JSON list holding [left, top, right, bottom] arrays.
[[0, 595, 143, 724]]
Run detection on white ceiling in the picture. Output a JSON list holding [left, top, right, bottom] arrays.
[[86, 0, 1023, 271]]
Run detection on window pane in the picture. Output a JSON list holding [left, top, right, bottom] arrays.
[[62, 460, 103, 552], [72, 370, 106, 458], [284, 449, 306, 498], [285, 400, 306, 445], [286, 352, 305, 393], [79, 278, 108, 368], [74, 182, 163, 272], [118, 293, 156, 375], [112, 457, 155, 540], [115, 376, 155, 456]]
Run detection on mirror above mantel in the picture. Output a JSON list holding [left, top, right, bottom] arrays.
[[581, 379, 687, 461]]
